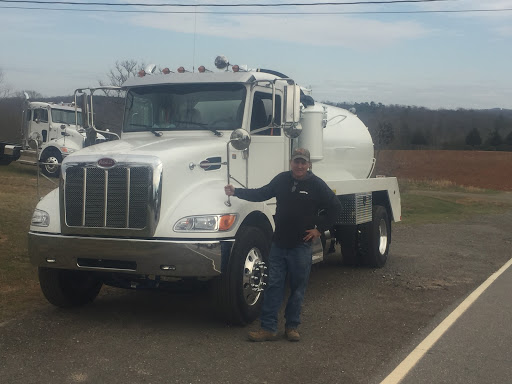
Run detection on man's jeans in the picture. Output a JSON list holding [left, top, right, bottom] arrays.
[[260, 243, 313, 333]]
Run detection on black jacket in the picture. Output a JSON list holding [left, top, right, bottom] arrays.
[[234, 171, 342, 248]]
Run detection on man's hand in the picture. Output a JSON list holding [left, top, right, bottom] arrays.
[[224, 184, 235, 196], [303, 228, 321, 242]]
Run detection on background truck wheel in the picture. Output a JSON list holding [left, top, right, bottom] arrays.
[[38, 268, 103, 307], [338, 225, 360, 266], [358, 205, 391, 268], [212, 226, 270, 325], [40, 150, 62, 178]]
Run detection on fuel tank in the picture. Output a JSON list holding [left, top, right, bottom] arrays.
[[298, 102, 375, 181]]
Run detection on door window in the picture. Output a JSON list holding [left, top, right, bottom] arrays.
[[33, 108, 48, 123], [250, 92, 281, 136]]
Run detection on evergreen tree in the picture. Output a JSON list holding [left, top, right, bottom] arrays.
[[505, 131, 512, 146], [465, 128, 482, 146], [376, 121, 395, 149], [487, 128, 503, 147], [411, 129, 428, 146]]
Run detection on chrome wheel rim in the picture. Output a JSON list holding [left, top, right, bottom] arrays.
[[378, 218, 388, 255], [242, 247, 267, 306], [44, 156, 59, 174]]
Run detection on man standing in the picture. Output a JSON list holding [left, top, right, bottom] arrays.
[[224, 148, 342, 342]]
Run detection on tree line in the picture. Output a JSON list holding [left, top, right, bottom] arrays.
[[1, 63, 512, 151], [327, 101, 512, 151]]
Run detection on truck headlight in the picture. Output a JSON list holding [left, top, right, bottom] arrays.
[[31, 209, 50, 227], [60, 147, 75, 153], [174, 214, 237, 232]]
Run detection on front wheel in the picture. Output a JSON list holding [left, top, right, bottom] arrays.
[[40, 150, 62, 178], [38, 268, 103, 307], [212, 226, 270, 325], [358, 205, 391, 268]]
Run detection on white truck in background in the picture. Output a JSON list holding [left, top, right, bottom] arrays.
[[28, 56, 401, 325], [0, 97, 107, 176]]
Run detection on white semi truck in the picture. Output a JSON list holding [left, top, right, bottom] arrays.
[[28, 57, 401, 324], [0, 97, 107, 176]]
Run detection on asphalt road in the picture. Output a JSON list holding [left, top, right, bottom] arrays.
[[1, 208, 511, 384], [397, 261, 512, 384]]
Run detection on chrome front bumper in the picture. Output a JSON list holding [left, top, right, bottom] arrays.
[[28, 232, 231, 277]]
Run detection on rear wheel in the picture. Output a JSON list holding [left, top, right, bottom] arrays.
[[212, 226, 270, 325], [38, 268, 103, 307], [40, 150, 62, 178], [358, 205, 391, 268]]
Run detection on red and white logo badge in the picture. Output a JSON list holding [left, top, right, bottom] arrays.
[[97, 158, 116, 168]]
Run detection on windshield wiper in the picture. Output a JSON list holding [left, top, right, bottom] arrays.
[[174, 120, 223, 137], [150, 128, 163, 137]]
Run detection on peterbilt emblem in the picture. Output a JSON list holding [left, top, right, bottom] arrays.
[[97, 158, 116, 168]]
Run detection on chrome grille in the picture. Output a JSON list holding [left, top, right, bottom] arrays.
[[65, 166, 151, 229]]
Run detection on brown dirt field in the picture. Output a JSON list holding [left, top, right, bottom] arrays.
[[374, 150, 512, 191]]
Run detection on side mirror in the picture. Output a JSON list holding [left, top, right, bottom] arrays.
[[229, 129, 251, 150], [225, 129, 251, 207], [283, 83, 301, 124], [283, 122, 302, 139]]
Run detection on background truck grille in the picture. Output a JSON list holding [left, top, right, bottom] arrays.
[[65, 166, 151, 229]]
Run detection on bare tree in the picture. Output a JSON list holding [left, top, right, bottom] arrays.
[[0, 68, 12, 98], [14, 90, 43, 99], [99, 60, 145, 96]]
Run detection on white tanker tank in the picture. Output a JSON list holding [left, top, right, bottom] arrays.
[[298, 102, 375, 181]]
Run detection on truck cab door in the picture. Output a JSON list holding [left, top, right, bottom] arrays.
[[31, 108, 50, 143], [246, 88, 287, 188]]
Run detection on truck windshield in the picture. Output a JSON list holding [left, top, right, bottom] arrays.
[[51, 109, 82, 126], [123, 83, 246, 133]]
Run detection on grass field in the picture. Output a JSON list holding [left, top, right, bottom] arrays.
[[0, 163, 56, 321], [1, 152, 511, 322]]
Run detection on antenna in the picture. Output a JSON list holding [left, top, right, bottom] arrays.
[[192, 6, 197, 72]]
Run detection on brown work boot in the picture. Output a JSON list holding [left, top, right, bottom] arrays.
[[248, 329, 279, 342], [285, 328, 300, 342]]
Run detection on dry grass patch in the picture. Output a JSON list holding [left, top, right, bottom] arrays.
[[0, 163, 55, 321]]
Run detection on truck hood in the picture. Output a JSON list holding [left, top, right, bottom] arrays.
[[64, 132, 228, 165]]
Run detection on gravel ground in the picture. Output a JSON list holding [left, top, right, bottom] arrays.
[[1, 204, 511, 384]]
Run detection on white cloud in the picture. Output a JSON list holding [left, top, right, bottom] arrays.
[[129, 12, 431, 48], [311, 78, 512, 109]]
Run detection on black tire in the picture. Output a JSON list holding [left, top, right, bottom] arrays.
[[38, 268, 103, 307], [338, 225, 359, 266], [358, 205, 391, 268], [40, 149, 62, 178], [211, 226, 270, 325]]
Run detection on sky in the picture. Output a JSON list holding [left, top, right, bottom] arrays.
[[0, 0, 511, 110]]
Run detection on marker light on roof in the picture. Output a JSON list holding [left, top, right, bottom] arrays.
[[162, 67, 171, 74], [215, 55, 229, 70], [177, 67, 186, 73], [138, 70, 146, 77], [145, 64, 156, 74], [232, 65, 239, 72], [198, 66, 206, 73]]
